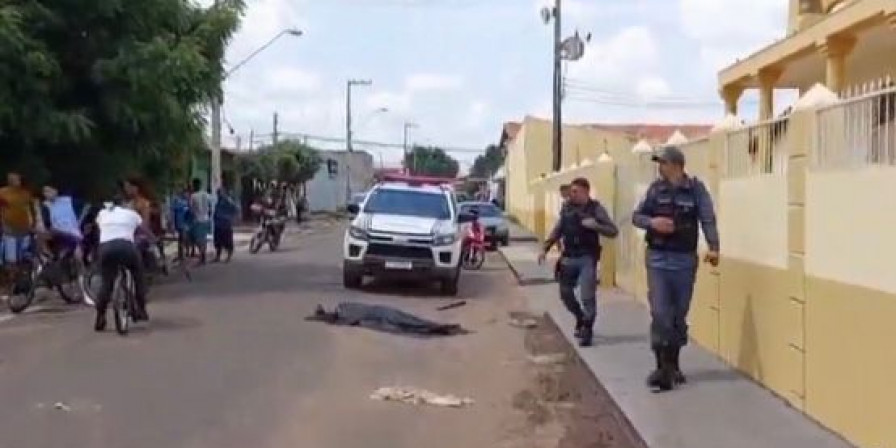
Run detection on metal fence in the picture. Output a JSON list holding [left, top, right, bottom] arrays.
[[725, 116, 790, 178], [815, 78, 896, 170]]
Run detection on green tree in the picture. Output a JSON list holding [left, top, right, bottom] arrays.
[[403, 145, 459, 178], [0, 0, 244, 198], [238, 140, 322, 190], [469, 144, 504, 179]]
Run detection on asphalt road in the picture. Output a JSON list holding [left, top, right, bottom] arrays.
[[0, 223, 546, 448]]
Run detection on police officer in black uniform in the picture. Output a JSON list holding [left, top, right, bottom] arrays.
[[632, 146, 720, 391], [539, 177, 618, 347]]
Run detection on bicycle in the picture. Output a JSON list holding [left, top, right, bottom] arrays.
[[110, 265, 137, 335], [6, 234, 84, 313]]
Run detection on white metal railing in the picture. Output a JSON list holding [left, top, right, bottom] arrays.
[[815, 78, 896, 170], [725, 116, 790, 178]]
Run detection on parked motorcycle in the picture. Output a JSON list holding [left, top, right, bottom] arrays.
[[248, 204, 286, 254], [461, 219, 486, 270]]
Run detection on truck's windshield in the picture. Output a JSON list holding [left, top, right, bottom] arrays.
[[364, 189, 451, 220]]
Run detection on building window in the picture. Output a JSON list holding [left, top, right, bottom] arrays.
[[327, 159, 339, 178]]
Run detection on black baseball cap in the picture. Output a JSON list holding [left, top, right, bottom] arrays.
[[651, 146, 686, 166]]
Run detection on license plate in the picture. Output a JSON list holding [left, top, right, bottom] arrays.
[[385, 261, 413, 270]]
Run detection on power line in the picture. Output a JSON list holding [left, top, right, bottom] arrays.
[[564, 78, 761, 106], [250, 131, 488, 154]]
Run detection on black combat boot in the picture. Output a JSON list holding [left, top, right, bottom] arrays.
[[573, 317, 585, 338], [646, 346, 674, 391], [671, 345, 686, 385], [578, 320, 594, 347], [94, 310, 107, 332]]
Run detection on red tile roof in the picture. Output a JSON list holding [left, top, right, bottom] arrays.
[[587, 124, 712, 144]]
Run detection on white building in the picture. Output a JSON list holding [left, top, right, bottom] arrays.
[[305, 150, 375, 212]]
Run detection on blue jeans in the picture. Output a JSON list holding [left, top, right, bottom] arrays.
[[1, 234, 32, 265], [558, 255, 598, 324], [646, 255, 698, 349]]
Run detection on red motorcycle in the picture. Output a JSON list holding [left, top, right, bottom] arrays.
[[461, 218, 486, 270]]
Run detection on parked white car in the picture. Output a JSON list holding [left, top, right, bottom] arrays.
[[343, 180, 475, 295]]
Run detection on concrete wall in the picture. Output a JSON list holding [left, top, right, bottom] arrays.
[[305, 151, 374, 212], [506, 90, 896, 446], [504, 116, 640, 234]]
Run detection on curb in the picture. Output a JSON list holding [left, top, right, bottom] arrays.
[[496, 248, 556, 287]]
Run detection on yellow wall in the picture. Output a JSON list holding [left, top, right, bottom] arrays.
[[506, 102, 896, 446], [802, 167, 896, 448]]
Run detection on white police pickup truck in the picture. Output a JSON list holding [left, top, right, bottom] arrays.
[[343, 180, 474, 295]]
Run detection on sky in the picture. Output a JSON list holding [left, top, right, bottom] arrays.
[[213, 0, 790, 170]]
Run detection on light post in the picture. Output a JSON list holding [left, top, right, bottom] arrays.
[[210, 27, 302, 193], [402, 122, 419, 174], [345, 79, 373, 203]]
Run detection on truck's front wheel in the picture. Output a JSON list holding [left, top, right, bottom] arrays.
[[343, 263, 363, 289]]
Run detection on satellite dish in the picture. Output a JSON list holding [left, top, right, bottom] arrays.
[[540, 7, 551, 24]]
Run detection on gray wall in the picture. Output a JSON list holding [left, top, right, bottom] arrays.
[[305, 150, 375, 212]]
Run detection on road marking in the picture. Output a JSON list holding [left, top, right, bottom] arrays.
[[0, 314, 13, 324]]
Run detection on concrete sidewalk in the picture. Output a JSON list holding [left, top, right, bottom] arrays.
[[499, 242, 853, 448]]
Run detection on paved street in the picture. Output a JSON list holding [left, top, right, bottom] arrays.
[[0, 223, 576, 448]]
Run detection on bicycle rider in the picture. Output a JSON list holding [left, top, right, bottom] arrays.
[[39, 184, 83, 262], [93, 196, 148, 331]]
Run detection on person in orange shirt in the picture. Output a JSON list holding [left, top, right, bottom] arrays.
[[0, 172, 36, 267]]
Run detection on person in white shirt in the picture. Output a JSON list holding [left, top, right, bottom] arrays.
[[93, 196, 148, 331], [189, 178, 212, 264]]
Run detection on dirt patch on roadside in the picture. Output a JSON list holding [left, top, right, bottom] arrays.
[[513, 312, 648, 448]]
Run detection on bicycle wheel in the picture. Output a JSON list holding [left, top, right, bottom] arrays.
[[79, 263, 100, 307], [112, 270, 131, 335], [7, 263, 38, 314], [56, 257, 84, 304]]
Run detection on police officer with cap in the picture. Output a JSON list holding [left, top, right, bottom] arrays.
[[633, 145, 719, 391], [538, 177, 618, 347]]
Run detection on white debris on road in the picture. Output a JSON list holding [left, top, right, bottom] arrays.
[[508, 317, 538, 329], [53, 402, 71, 412], [527, 353, 566, 365], [370, 386, 474, 408]]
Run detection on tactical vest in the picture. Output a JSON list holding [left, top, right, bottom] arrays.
[[644, 178, 700, 253], [559, 200, 602, 259]]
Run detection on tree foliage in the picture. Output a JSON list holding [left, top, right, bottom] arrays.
[[237, 140, 323, 187], [403, 145, 459, 178], [469, 144, 504, 179], [0, 0, 244, 199]]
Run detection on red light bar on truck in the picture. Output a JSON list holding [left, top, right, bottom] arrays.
[[380, 173, 457, 188]]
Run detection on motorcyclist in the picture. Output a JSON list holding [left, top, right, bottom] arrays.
[[93, 196, 148, 331]]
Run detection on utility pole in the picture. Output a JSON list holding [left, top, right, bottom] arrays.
[[211, 98, 223, 191], [345, 79, 372, 203], [552, 0, 562, 172], [402, 122, 418, 174], [272, 112, 279, 146]]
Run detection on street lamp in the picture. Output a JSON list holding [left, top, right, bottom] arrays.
[[210, 27, 303, 193], [345, 79, 373, 202]]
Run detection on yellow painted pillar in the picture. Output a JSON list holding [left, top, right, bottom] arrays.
[[782, 104, 818, 411], [591, 162, 617, 288], [720, 84, 744, 116], [818, 35, 855, 94], [758, 67, 783, 121]]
